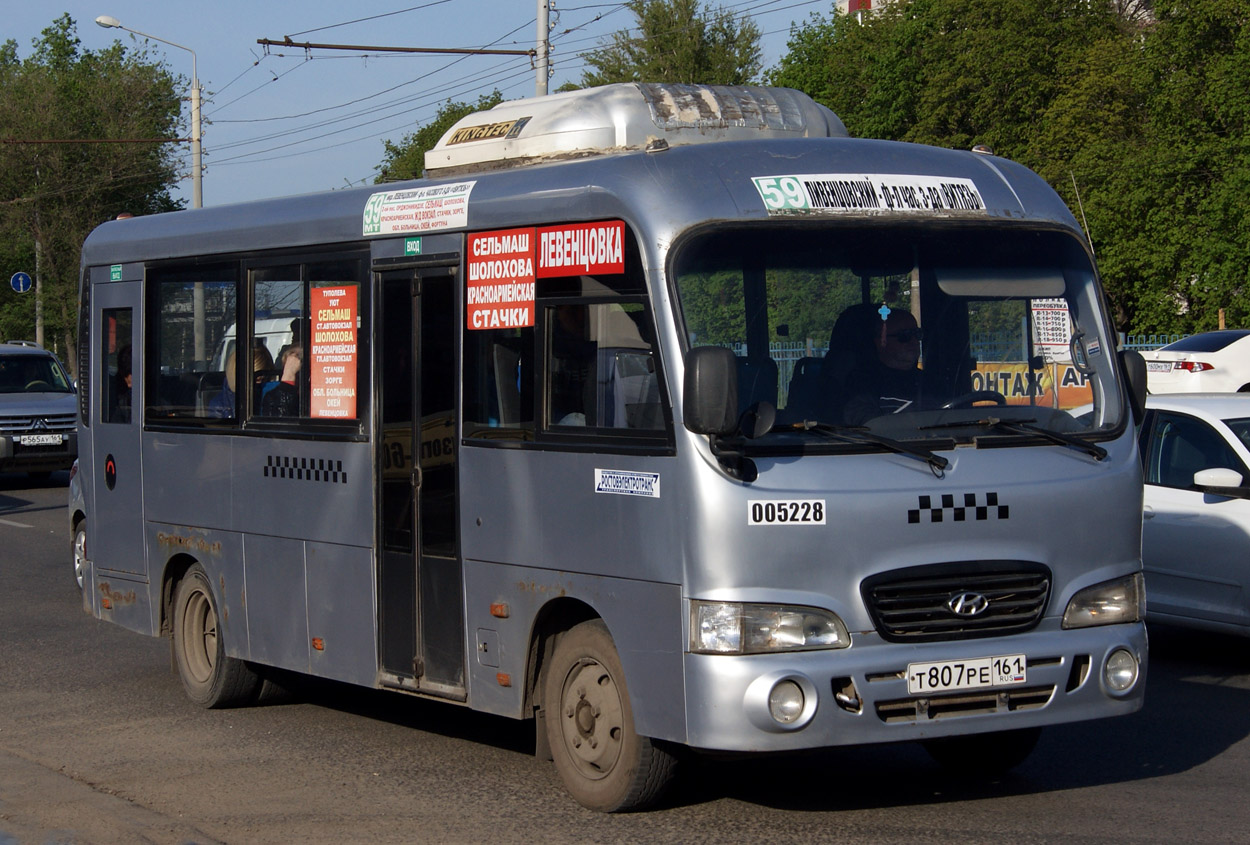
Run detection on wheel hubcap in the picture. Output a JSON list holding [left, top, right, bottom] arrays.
[[73, 530, 87, 588], [182, 588, 217, 684], [559, 658, 625, 779]]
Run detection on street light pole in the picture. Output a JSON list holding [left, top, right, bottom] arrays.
[[96, 15, 207, 366], [95, 15, 201, 208]]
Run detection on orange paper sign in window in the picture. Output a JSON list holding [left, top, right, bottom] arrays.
[[310, 285, 358, 418]]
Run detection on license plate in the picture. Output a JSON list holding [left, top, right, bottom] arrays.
[[907, 654, 1027, 694], [18, 433, 63, 446], [1146, 361, 1173, 373]]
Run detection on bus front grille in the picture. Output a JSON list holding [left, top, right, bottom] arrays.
[[862, 561, 1051, 642]]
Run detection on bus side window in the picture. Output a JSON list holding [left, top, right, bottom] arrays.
[[464, 326, 534, 439], [545, 302, 664, 432], [101, 308, 133, 424], [249, 260, 365, 424], [148, 273, 238, 421]]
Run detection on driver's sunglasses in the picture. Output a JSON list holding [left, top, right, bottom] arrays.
[[888, 328, 923, 343]]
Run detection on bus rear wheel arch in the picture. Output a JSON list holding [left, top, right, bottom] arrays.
[[172, 563, 261, 708], [542, 618, 677, 811]]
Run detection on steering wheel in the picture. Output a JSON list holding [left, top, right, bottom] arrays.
[[24, 380, 52, 391], [940, 390, 1007, 409]]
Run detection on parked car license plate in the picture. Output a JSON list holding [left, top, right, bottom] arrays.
[[19, 433, 63, 446], [907, 654, 1027, 694], [1146, 361, 1173, 373]]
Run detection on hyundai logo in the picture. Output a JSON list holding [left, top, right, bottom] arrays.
[[948, 592, 990, 616]]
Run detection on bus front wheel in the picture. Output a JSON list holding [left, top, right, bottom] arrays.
[[543, 619, 676, 812], [172, 565, 261, 708]]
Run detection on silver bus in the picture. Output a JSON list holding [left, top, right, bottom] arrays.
[[75, 83, 1149, 811]]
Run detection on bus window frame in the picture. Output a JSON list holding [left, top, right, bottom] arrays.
[[537, 295, 674, 448], [140, 247, 370, 440]]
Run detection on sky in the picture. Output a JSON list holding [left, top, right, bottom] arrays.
[[7, 1, 832, 208]]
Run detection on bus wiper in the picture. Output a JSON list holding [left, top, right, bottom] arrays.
[[792, 420, 949, 474], [921, 416, 1107, 461]]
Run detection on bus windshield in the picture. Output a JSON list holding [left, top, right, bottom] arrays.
[[672, 224, 1125, 449]]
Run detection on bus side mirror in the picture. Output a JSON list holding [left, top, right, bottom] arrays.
[[1120, 350, 1147, 425], [683, 346, 738, 436]]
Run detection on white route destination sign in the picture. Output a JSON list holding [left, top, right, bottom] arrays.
[[362, 181, 476, 236], [753, 173, 986, 215]]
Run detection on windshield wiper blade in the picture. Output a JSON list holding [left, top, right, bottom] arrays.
[[791, 421, 949, 473], [920, 416, 1038, 432], [923, 416, 1107, 461]]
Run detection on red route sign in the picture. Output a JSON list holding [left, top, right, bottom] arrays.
[[309, 285, 358, 418], [467, 227, 535, 331]]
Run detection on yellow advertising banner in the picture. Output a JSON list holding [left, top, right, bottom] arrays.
[[972, 362, 1094, 411]]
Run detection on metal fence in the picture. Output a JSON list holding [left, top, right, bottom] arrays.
[[1120, 334, 1186, 351]]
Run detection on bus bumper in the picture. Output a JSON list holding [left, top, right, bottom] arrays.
[[680, 621, 1145, 752]]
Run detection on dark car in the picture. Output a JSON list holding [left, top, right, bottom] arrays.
[[0, 342, 78, 479]]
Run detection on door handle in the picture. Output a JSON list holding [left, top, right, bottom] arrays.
[[412, 465, 423, 491], [1143, 505, 1154, 520]]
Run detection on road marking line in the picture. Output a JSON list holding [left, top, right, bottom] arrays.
[[0, 518, 33, 528]]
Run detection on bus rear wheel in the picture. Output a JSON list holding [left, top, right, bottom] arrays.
[[544, 619, 677, 812], [172, 565, 261, 708]]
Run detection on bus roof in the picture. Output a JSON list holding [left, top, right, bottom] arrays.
[[81, 87, 1082, 269], [424, 83, 848, 176]]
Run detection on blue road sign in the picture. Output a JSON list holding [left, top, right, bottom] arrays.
[[10, 272, 32, 294]]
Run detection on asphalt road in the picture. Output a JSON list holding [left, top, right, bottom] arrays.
[[2, 471, 1249, 844]]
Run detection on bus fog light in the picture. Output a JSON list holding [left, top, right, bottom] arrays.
[[744, 672, 818, 732], [768, 680, 805, 724], [1103, 648, 1139, 693]]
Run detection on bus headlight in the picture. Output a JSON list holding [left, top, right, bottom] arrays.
[[690, 601, 850, 654], [1062, 573, 1144, 629]]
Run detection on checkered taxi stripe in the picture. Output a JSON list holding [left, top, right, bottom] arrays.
[[264, 455, 347, 484], [908, 492, 1008, 524]]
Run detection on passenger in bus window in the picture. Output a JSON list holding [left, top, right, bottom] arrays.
[[208, 344, 274, 418], [261, 344, 302, 417], [275, 317, 303, 368], [842, 309, 927, 424], [110, 345, 132, 423]]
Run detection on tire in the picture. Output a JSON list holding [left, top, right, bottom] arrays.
[[72, 521, 87, 592], [923, 727, 1042, 777], [543, 619, 677, 812], [172, 565, 262, 708]]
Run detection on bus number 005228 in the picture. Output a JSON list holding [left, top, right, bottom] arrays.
[[747, 499, 826, 526]]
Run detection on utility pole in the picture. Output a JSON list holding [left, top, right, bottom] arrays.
[[34, 166, 43, 348], [536, 0, 550, 96]]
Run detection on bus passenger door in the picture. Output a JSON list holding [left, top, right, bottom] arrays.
[[90, 280, 146, 579], [378, 267, 464, 698]]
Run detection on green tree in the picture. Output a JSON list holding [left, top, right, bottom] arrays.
[[376, 91, 504, 183], [770, 0, 1250, 335], [579, 0, 762, 87], [0, 14, 183, 369], [770, 0, 1123, 157]]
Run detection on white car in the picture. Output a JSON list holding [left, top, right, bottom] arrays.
[[1142, 330, 1250, 393], [1139, 394, 1250, 635]]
